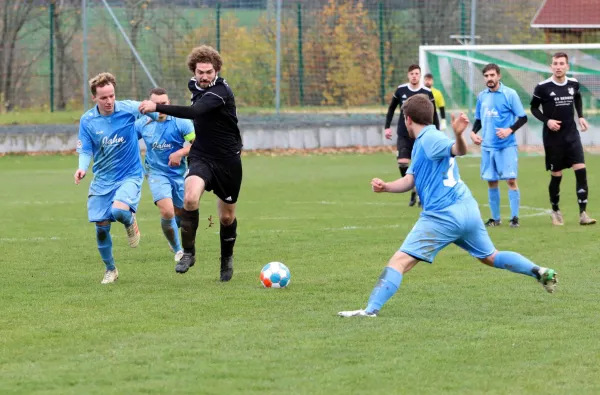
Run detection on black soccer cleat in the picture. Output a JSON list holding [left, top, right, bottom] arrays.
[[485, 218, 501, 227], [509, 216, 520, 228], [220, 256, 234, 282], [409, 191, 417, 207], [175, 252, 195, 274]]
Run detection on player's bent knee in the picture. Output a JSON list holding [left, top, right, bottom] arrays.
[[478, 251, 497, 267], [387, 251, 419, 274], [506, 179, 518, 189], [573, 163, 586, 171], [156, 199, 175, 219]]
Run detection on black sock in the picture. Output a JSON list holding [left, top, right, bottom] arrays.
[[549, 175, 562, 212], [399, 164, 408, 178], [220, 218, 237, 258], [575, 168, 588, 213], [180, 209, 199, 255]]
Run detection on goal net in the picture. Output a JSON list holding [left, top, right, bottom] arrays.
[[419, 44, 600, 147]]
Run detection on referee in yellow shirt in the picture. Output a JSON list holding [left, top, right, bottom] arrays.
[[424, 73, 447, 131]]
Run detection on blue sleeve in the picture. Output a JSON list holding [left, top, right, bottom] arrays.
[[176, 118, 196, 141], [475, 93, 482, 121], [422, 132, 455, 161], [78, 152, 92, 171], [134, 118, 146, 140], [120, 100, 158, 121], [77, 119, 93, 156], [509, 90, 526, 117]]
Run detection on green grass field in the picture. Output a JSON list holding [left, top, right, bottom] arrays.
[[1, 153, 600, 395]]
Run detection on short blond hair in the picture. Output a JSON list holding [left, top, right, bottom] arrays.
[[89, 72, 116, 96], [187, 45, 223, 73]]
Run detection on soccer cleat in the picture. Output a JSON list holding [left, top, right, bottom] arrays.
[[175, 253, 195, 274], [409, 191, 417, 207], [174, 250, 184, 263], [125, 214, 140, 248], [509, 216, 520, 228], [101, 268, 119, 284], [550, 210, 564, 226], [220, 256, 234, 282], [579, 211, 597, 226], [338, 309, 378, 318], [485, 218, 501, 227], [537, 268, 558, 294]]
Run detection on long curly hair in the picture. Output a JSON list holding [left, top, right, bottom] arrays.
[[187, 45, 223, 73]]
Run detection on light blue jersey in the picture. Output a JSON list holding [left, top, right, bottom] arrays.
[[135, 115, 195, 178], [407, 125, 472, 212], [475, 83, 526, 150], [77, 100, 155, 195], [401, 126, 495, 263]]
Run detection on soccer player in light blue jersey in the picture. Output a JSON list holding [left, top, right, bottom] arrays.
[[338, 94, 556, 318], [74, 72, 157, 284], [471, 64, 528, 228], [135, 88, 196, 263]]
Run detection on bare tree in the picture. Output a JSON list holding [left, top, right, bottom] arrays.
[[0, 0, 38, 112]]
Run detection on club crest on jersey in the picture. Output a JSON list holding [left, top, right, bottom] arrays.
[[102, 134, 126, 147], [568, 87, 574, 95]]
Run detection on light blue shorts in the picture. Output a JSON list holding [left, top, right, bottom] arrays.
[[87, 178, 143, 223], [481, 146, 518, 181], [400, 197, 496, 263], [147, 173, 184, 209]]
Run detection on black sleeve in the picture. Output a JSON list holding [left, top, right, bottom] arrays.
[[439, 106, 446, 120], [155, 89, 226, 120], [530, 96, 549, 124], [384, 94, 400, 128], [472, 119, 482, 133], [509, 115, 528, 133], [574, 91, 584, 118]]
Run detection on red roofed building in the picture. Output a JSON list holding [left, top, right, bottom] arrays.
[[531, 0, 600, 42]]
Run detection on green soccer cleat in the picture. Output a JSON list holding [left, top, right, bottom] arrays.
[[537, 268, 558, 293]]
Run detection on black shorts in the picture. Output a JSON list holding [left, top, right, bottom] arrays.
[[186, 156, 243, 204], [396, 135, 415, 159], [544, 138, 585, 171]]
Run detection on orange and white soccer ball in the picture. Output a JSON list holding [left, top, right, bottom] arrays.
[[259, 262, 291, 288]]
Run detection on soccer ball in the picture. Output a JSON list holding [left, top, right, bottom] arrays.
[[260, 262, 291, 288]]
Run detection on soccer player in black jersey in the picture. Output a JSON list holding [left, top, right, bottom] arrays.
[[140, 45, 242, 280], [384, 64, 440, 206], [530, 52, 596, 226]]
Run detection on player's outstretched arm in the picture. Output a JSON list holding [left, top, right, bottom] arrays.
[[372, 175, 414, 193], [451, 113, 469, 157]]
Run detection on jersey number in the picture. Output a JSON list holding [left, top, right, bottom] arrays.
[[443, 158, 460, 187]]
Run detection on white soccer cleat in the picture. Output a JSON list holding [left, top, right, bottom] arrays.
[[174, 250, 184, 263], [125, 214, 141, 248], [579, 211, 596, 226], [550, 210, 564, 226], [338, 309, 377, 318], [101, 268, 119, 284]]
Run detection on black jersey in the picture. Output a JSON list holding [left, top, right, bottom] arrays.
[[385, 84, 439, 138], [155, 76, 242, 160], [531, 77, 583, 145]]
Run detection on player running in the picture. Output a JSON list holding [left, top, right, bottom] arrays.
[[339, 94, 557, 318], [74, 72, 157, 284], [135, 88, 196, 262]]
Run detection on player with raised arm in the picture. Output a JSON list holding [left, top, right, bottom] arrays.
[[424, 73, 447, 131], [470, 64, 528, 228], [339, 94, 556, 318], [135, 88, 196, 263], [139, 45, 242, 281], [530, 52, 596, 226], [384, 64, 440, 207], [75, 72, 157, 284]]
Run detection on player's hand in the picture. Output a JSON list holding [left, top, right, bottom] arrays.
[[168, 152, 182, 167], [384, 128, 392, 140], [547, 119, 561, 132], [579, 117, 589, 132], [451, 113, 470, 135], [440, 119, 447, 131], [139, 100, 157, 114], [495, 128, 512, 139], [470, 132, 482, 145], [74, 169, 86, 184], [371, 178, 387, 193]]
